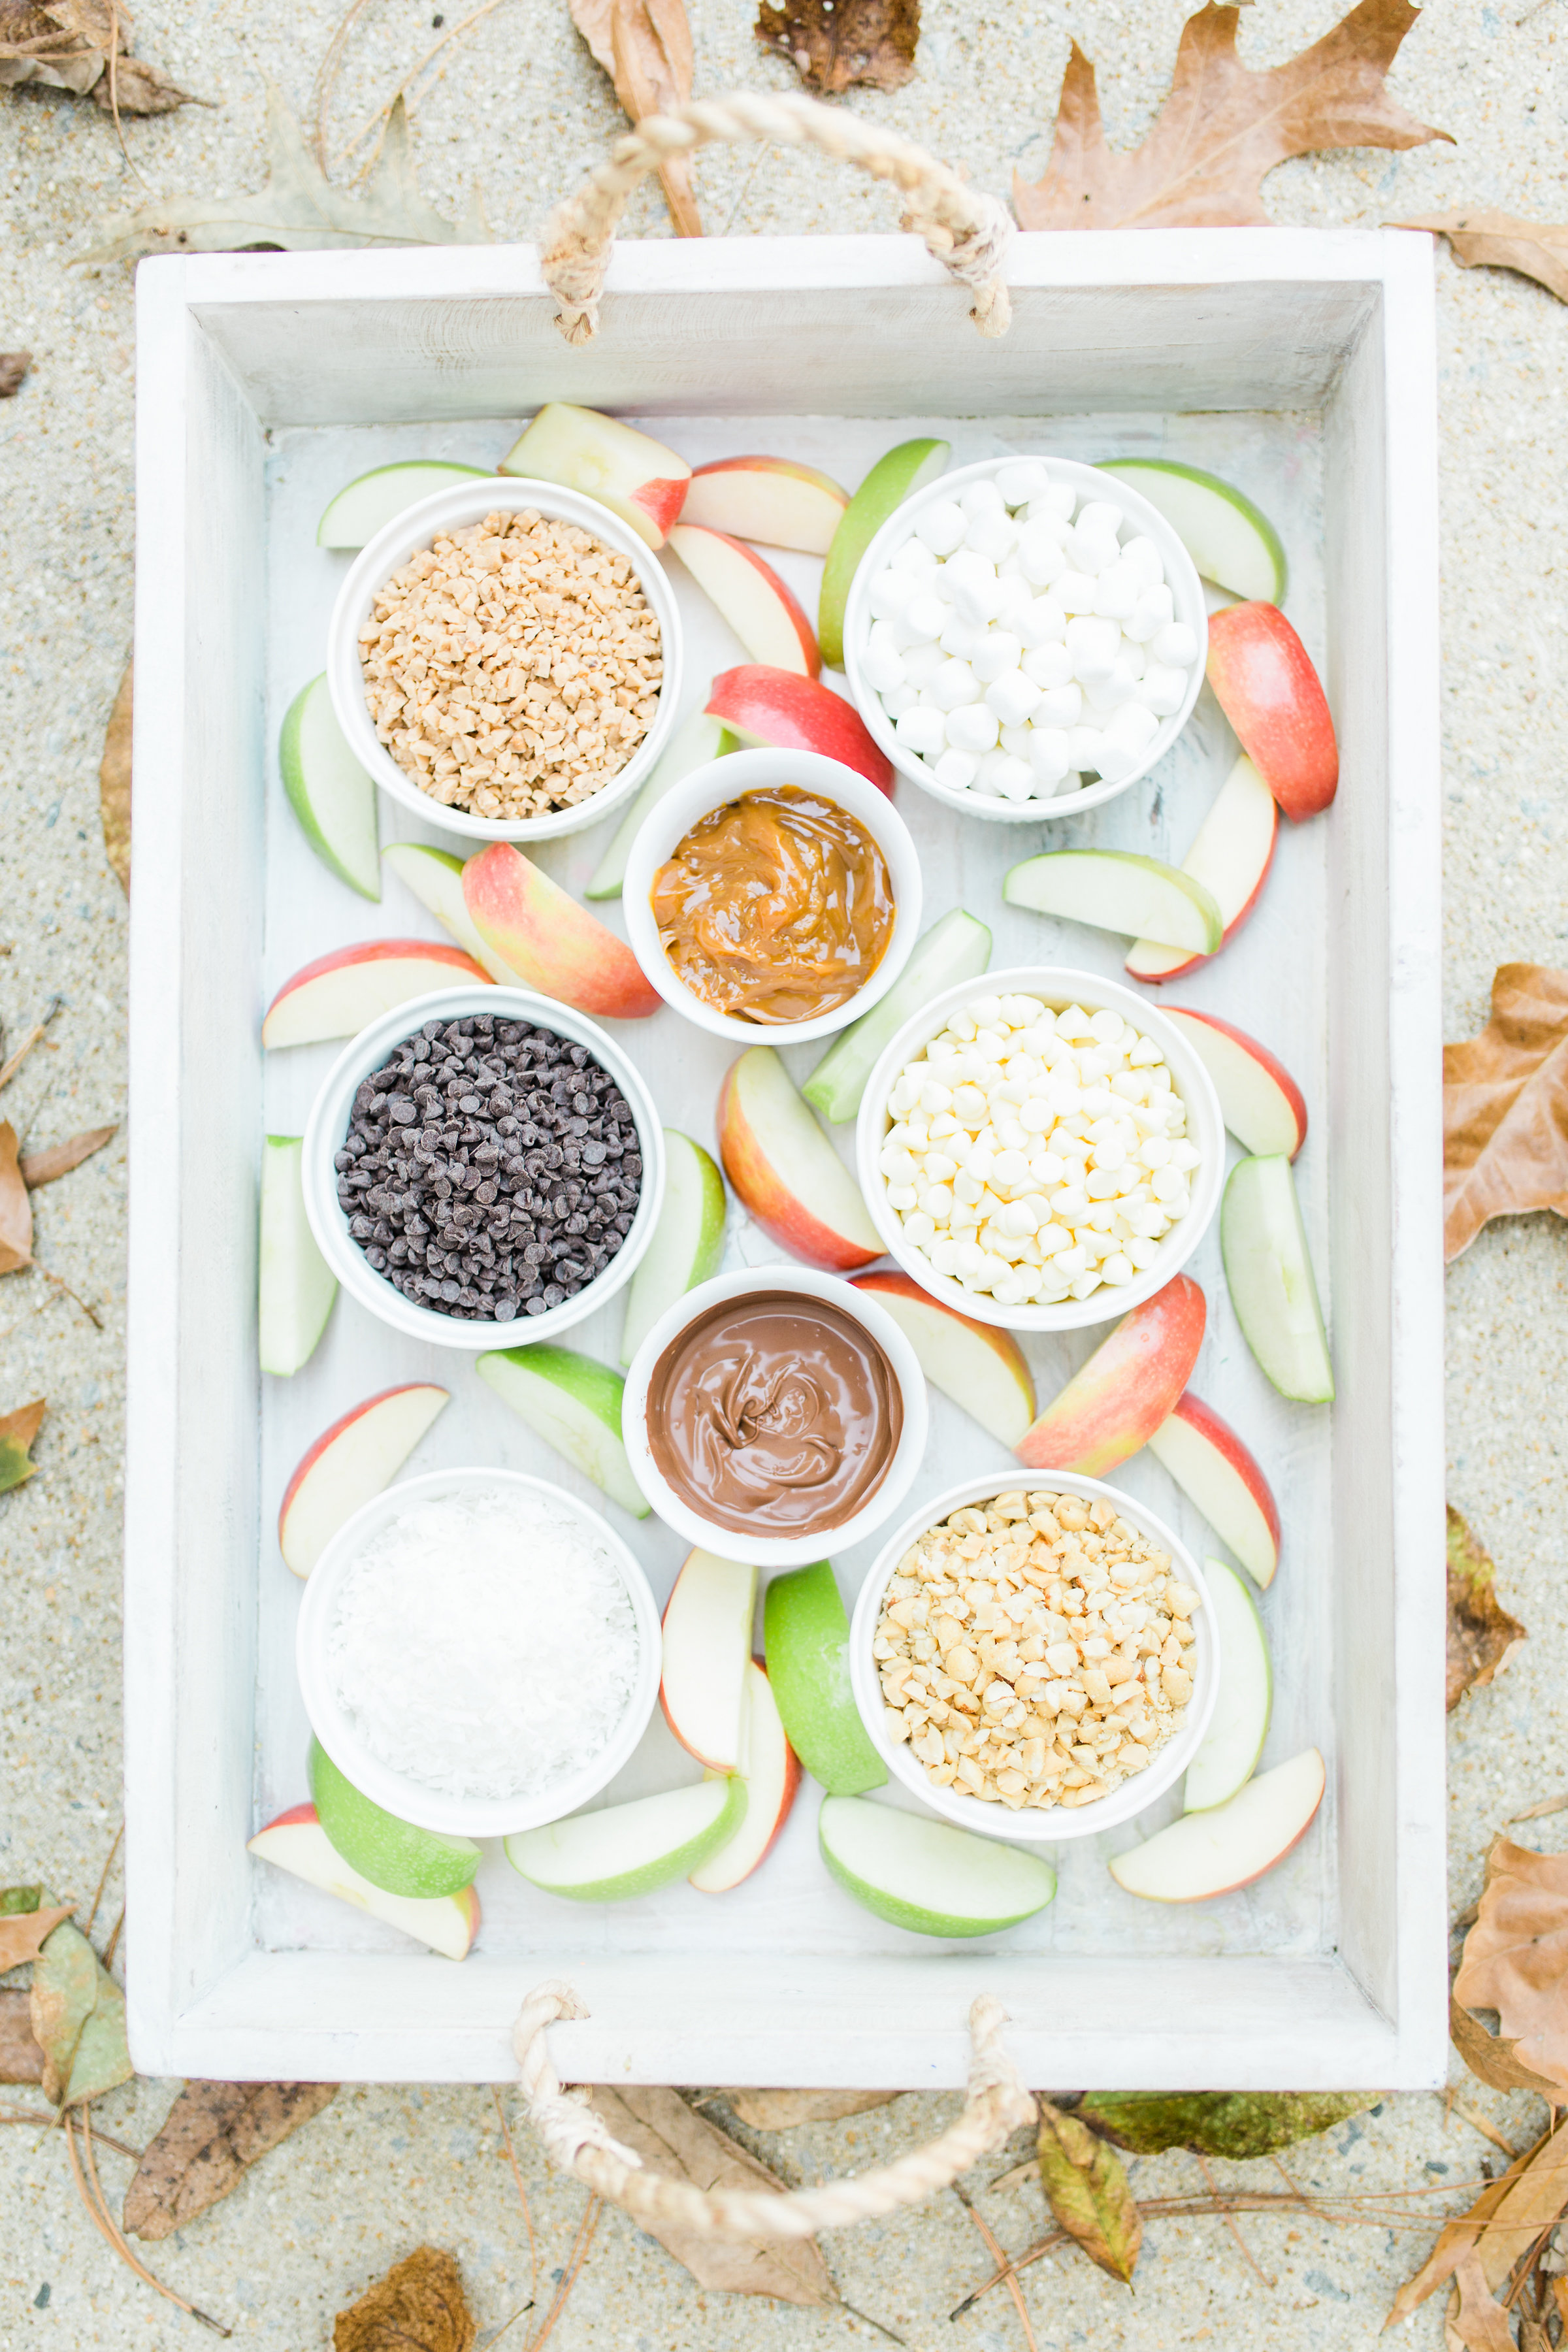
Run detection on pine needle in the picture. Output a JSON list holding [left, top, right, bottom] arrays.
[[1450, 2100, 1522, 2158], [101, 1906, 125, 1972], [337, 0, 511, 176], [492, 2087, 540, 2323], [1196, 2150, 1274, 2289], [0, 998, 61, 1094], [84, 1821, 124, 1942], [64, 2110, 231, 2334], [527, 2193, 600, 2352], [311, 0, 383, 165], [0, 2110, 141, 2161], [954, 2185, 1039, 2349]]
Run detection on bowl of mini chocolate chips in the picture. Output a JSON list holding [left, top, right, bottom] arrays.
[[301, 987, 666, 1349]]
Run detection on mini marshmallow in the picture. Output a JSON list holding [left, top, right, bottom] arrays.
[[1124, 582, 1175, 642], [971, 629, 1023, 685], [995, 458, 1051, 508], [1103, 701, 1161, 755], [930, 657, 981, 711], [867, 568, 916, 621], [999, 723, 1034, 758], [945, 552, 1005, 626], [914, 500, 966, 556], [1030, 482, 1076, 523], [1022, 641, 1075, 690], [946, 702, 1001, 754], [1056, 571, 1100, 614], [1092, 737, 1139, 783], [900, 642, 948, 691], [1069, 725, 1107, 774], [1017, 523, 1068, 588], [1033, 681, 1083, 727], [975, 750, 1034, 802], [1151, 620, 1198, 667], [986, 670, 1043, 728], [881, 682, 918, 721], [1066, 614, 1122, 679], [860, 642, 906, 694], [893, 593, 946, 647], [1137, 661, 1188, 717], [1121, 534, 1164, 589], [938, 613, 983, 660], [895, 706, 947, 755], [1028, 728, 1074, 787], [992, 576, 1036, 629], [892, 537, 938, 572], [959, 479, 1006, 520], [1077, 500, 1123, 540], [1016, 595, 1068, 648], [1092, 559, 1141, 619], [1068, 526, 1121, 576], [933, 747, 979, 791], [966, 512, 1019, 564]]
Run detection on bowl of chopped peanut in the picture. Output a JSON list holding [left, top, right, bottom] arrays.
[[326, 477, 684, 843], [850, 1472, 1217, 1841]]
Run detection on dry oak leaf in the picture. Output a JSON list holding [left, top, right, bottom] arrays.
[[1447, 1503, 1526, 1711], [0, 1399, 46, 1495], [334, 2246, 475, 2352], [1389, 2115, 1568, 2320], [569, 0, 701, 236], [21, 1126, 118, 1190], [723, 2087, 900, 2129], [1393, 212, 1568, 307], [124, 2080, 337, 2242], [0, 0, 195, 112], [0, 1987, 46, 2084], [755, 0, 919, 95], [0, 1903, 73, 1972], [587, 2085, 837, 2305], [1035, 2099, 1143, 2284], [1444, 964, 1568, 1261], [1451, 2249, 1519, 2352], [1015, 0, 1449, 232], [1453, 1837, 1568, 2093], [99, 660, 131, 894], [1448, 1990, 1564, 2104], [0, 1123, 35, 1274], [0, 351, 30, 398]]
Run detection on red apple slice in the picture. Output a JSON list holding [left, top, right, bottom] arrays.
[[461, 842, 661, 1019], [667, 523, 821, 678], [661, 1550, 759, 1771], [1126, 755, 1278, 982], [679, 457, 849, 555], [706, 665, 892, 795], [1156, 1008, 1307, 1160], [248, 1804, 481, 1957], [1015, 1275, 1207, 1477], [1145, 1390, 1281, 1588], [689, 1659, 803, 1891], [500, 404, 691, 548], [849, 1270, 1035, 1448], [1205, 604, 1338, 822], [719, 1047, 882, 1271], [261, 939, 490, 1048], [278, 1383, 451, 1579], [1109, 1748, 1325, 1901]]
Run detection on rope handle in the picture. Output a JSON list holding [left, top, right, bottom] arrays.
[[538, 90, 1013, 348], [512, 1980, 1036, 2242]]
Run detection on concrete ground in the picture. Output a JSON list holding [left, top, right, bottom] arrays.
[[3, 0, 1568, 2341]]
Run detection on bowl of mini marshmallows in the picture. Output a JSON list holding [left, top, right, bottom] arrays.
[[326, 476, 683, 843], [842, 455, 1205, 818], [855, 968, 1224, 1332]]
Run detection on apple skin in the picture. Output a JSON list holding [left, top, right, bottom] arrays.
[[689, 1658, 804, 1891], [308, 1737, 480, 1898], [248, 1804, 481, 1957], [1015, 1275, 1207, 1477], [1147, 1390, 1281, 1588], [718, 1047, 882, 1272], [1125, 754, 1278, 983], [504, 1778, 746, 1901], [849, 1270, 1035, 1447], [762, 1562, 887, 1797], [705, 666, 892, 796], [1108, 1748, 1326, 1903], [679, 457, 849, 555], [667, 523, 821, 678], [461, 841, 661, 1019], [278, 1381, 449, 1578], [499, 404, 690, 548], [659, 1551, 759, 1772], [1156, 1007, 1307, 1161], [261, 939, 491, 1047], [1205, 604, 1338, 822]]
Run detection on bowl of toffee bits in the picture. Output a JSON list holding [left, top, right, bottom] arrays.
[[302, 987, 666, 1351]]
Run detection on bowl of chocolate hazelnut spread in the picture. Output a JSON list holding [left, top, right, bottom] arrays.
[[622, 747, 922, 1043], [622, 1267, 928, 1567]]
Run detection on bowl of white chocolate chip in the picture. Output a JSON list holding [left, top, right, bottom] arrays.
[[849, 1473, 1217, 1841]]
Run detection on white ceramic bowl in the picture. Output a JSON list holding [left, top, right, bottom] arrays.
[[325, 476, 684, 844], [622, 1266, 929, 1570], [842, 455, 1206, 823], [855, 964, 1223, 1335], [301, 985, 666, 1353], [850, 1470, 1217, 1842], [297, 1466, 661, 1837], [621, 745, 923, 1045]]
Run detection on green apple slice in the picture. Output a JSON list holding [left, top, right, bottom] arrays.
[[585, 710, 738, 900], [504, 1778, 745, 1900], [317, 460, 490, 550], [1004, 849, 1223, 955], [280, 674, 381, 900], [1220, 1155, 1334, 1403], [476, 1343, 650, 1516], [380, 841, 516, 982], [259, 1136, 336, 1377], [619, 1130, 727, 1365], [762, 1561, 885, 1795], [1183, 1561, 1271, 1813], [308, 1738, 480, 1897], [819, 1797, 1056, 1938], [1098, 459, 1288, 606], [802, 909, 992, 1124], [819, 437, 951, 670]]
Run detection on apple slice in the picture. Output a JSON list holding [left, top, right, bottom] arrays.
[[1156, 1007, 1307, 1160], [849, 1271, 1034, 1448], [317, 461, 491, 551], [261, 939, 490, 1048], [1206, 603, 1337, 822], [1183, 1561, 1272, 1813], [259, 1136, 336, 1377], [504, 1778, 745, 1901], [1109, 1748, 1324, 1902], [500, 404, 691, 548], [248, 1804, 480, 1957], [1097, 460, 1287, 606], [762, 1560, 886, 1795], [1220, 1156, 1333, 1403], [819, 438, 951, 670], [689, 1661, 802, 1891], [308, 1739, 480, 1897], [1125, 755, 1277, 982], [667, 524, 821, 679], [279, 1382, 450, 1578], [585, 710, 738, 901], [280, 674, 380, 900], [719, 1047, 881, 1271], [804, 909, 992, 1124], [1146, 1392, 1280, 1589], [619, 1129, 727, 1366], [476, 1343, 650, 1516], [661, 1551, 759, 1771], [1015, 1275, 1206, 1476], [461, 842, 661, 1019], [1004, 850, 1223, 958], [819, 1796, 1056, 1938], [706, 665, 892, 795], [380, 841, 517, 981], [680, 457, 849, 555]]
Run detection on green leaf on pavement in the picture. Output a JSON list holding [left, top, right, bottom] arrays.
[[61, 1964, 133, 2106], [29, 1920, 99, 2104], [1076, 2089, 1377, 2159], [1036, 2100, 1143, 2283]]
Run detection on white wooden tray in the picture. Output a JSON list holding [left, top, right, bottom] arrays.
[[124, 228, 1446, 2089]]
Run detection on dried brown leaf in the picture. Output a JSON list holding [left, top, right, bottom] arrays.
[[0, 351, 29, 398], [1451, 2250, 1521, 2352], [723, 2087, 900, 2129], [29, 1919, 98, 2105], [1394, 212, 1568, 306], [125, 2081, 337, 2240], [1444, 964, 1568, 1260], [61, 1963, 132, 2107], [569, 0, 701, 234], [1388, 2128, 1552, 2321], [0, 1904, 73, 1972], [1511, 1795, 1568, 1825], [20, 1126, 117, 1191], [0, 1124, 35, 1275], [0, 0, 195, 110], [755, 0, 919, 94], [1015, 0, 1448, 232], [333, 2246, 476, 2352], [587, 2086, 838, 2304], [1035, 2099, 1143, 2285], [1448, 1505, 1527, 1710], [1450, 1992, 1565, 2103], [0, 1399, 46, 1496], [99, 661, 131, 894], [1454, 1838, 1568, 2092], [0, 1988, 46, 2083]]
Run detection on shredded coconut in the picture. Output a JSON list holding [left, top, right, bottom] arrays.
[[326, 1487, 641, 1799]]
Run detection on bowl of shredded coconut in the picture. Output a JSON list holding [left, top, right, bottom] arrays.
[[296, 1467, 661, 1837]]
